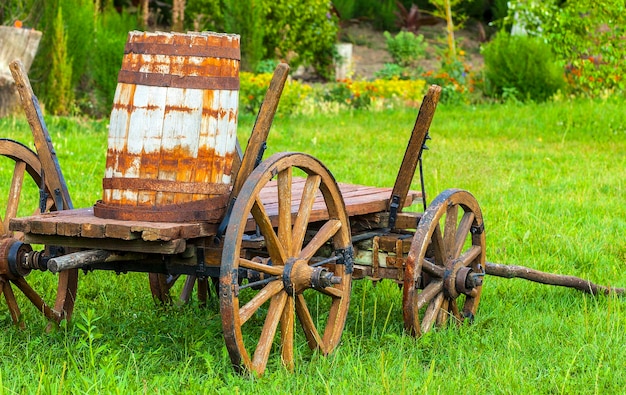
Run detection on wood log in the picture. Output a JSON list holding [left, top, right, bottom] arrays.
[[485, 261, 625, 296], [0, 26, 41, 117]]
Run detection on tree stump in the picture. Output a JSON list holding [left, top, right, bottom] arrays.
[[0, 26, 42, 118]]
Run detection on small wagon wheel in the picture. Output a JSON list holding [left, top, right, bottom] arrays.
[[403, 188, 485, 336], [220, 152, 352, 375], [0, 139, 77, 326]]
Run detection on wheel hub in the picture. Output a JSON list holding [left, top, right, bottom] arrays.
[[282, 258, 342, 295], [443, 259, 484, 299]]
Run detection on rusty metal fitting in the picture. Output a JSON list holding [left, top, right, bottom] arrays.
[[0, 238, 34, 279], [311, 267, 342, 289]]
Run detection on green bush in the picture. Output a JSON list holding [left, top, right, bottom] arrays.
[[543, 0, 626, 97], [223, 0, 265, 72], [46, 6, 73, 115], [481, 33, 564, 102], [263, 0, 339, 79], [383, 31, 427, 69]]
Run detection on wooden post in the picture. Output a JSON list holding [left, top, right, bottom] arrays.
[[0, 26, 42, 117]]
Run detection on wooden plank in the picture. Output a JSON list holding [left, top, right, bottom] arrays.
[[23, 234, 186, 255], [389, 85, 441, 210]]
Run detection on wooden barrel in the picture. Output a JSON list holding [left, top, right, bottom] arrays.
[[94, 31, 240, 222]]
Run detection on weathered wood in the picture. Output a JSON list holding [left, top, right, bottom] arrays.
[[485, 262, 625, 296], [9, 60, 73, 211], [389, 84, 442, 212], [10, 207, 215, 241], [99, 31, 240, 221], [0, 26, 41, 117], [230, 63, 289, 199], [23, 234, 186, 254]]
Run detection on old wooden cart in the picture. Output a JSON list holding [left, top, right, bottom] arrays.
[[0, 32, 487, 375]]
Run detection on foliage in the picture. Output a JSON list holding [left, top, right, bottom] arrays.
[[383, 31, 427, 69], [223, 0, 265, 72], [46, 6, 73, 115], [263, 0, 339, 79], [184, 0, 223, 31], [239, 71, 313, 116], [240, 72, 427, 115], [353, 0, 398, 31], [374, 63, 411, 80], [87, 8, 138, 117], [0, 0, 42, 26], [423, 58, 474, 105], [543, 0, 626, 97], [481, 33, 564, 102]]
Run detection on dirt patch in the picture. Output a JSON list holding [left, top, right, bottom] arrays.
[[340, 23, 485, 80]]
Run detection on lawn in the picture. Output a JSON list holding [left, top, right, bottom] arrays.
[[0, 97, 624, 393]]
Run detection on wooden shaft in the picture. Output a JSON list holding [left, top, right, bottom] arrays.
[[47, 249, 138, 273], [231, 63, 289, 199], [485, 261, 625, 296], [389, 85, 442, 212], [9, 60, 73, 210]]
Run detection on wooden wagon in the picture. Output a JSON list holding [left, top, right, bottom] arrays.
[[0, 31, 486, 375]]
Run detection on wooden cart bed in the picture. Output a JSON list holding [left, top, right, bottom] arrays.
[[10, 179, 421, 252]]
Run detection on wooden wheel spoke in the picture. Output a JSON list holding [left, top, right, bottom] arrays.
[[314, 283, 345, 298], [436, 298, 450, 327], [3, 161, 26, 235], [422, 258, 445, 278], [431, 224, 446, 266], [239, 257, 283, 276], [443, 204, 459, 258], [277, 168, 293, 256], [239, 280, 284, 325], [197, 277, 208, 306], [420, 292, 444, 334], [251, 291, 288, 371], [2, 279, 22, 325], [280, 295, 295, 370], [291, 174, 321, 256], [251, 198, 287, 265], [12, 277, 60, 322], [299, 219, 341, 261], [294, 293, 327, 354], [450, 298, 462, 322], [179, 275, 196, 303], [417, 280, 443, 310], [458, 245, 482, 267], [454, 212, 475, 258]]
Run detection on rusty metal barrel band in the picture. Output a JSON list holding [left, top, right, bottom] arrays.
[[93, 195, 229, 223], [117, 70, 240, 90], [124, 41, 240, 60], [102, 178, 231, 195]]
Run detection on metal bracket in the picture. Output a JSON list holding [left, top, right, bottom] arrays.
[[335, 246, 354, 275], [388, 194, 400, 230], [470, 223, 485, 235]]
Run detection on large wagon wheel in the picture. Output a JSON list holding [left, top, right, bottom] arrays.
[[0, 139, 77, 326], [220, 152, 352, 375], [403, 189, 485, 336]]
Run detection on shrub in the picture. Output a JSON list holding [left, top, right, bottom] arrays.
[[383, 31, 427, 68], [481, 33, 564, 102], [46, 6, 73, 115], [543, 0, 626, 97], [239, 72, 312, 116], [223, 0, 265, 72], [263, 0, 339, 79]]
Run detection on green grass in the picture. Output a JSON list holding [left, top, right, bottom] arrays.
[[0, 98, 624, 393]]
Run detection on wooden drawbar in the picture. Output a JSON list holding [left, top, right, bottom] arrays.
[[94, 30, 240, 222]]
